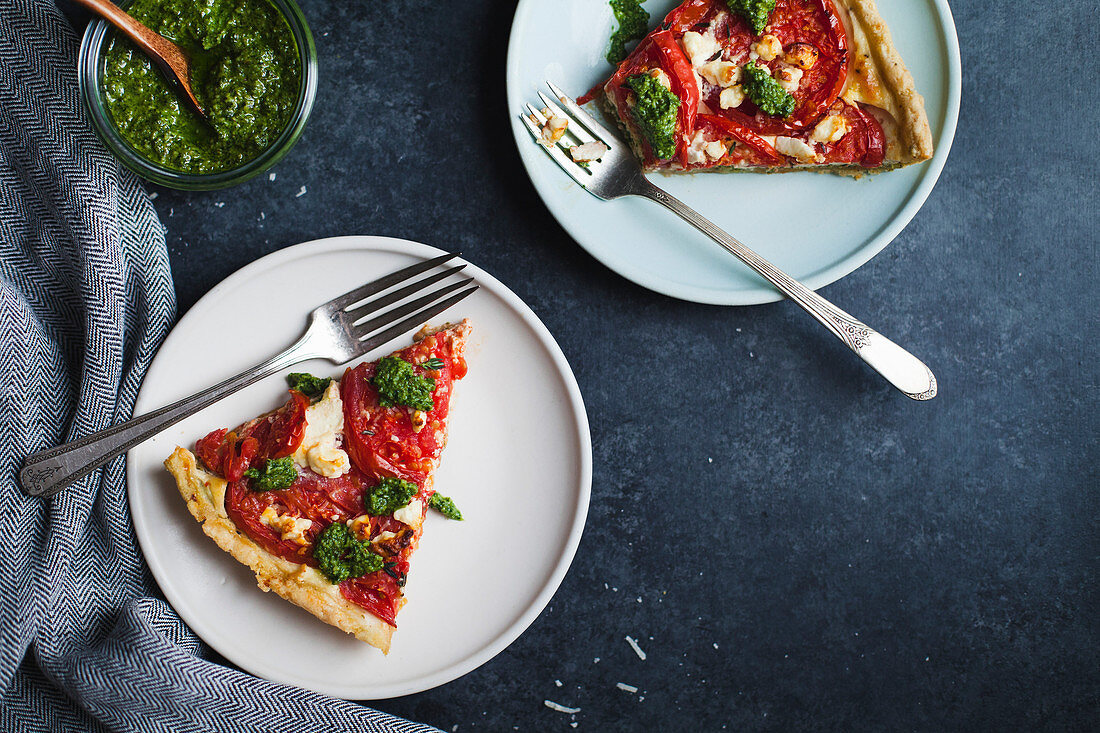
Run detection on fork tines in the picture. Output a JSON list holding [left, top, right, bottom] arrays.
[[519, 81, 625, 188], [330, 252, 477, 347]]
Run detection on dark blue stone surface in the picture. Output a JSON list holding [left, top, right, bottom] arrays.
[[145, 1, 1097, 729]]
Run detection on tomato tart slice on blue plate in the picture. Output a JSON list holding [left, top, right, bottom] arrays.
[[591, 0, 933, 175]]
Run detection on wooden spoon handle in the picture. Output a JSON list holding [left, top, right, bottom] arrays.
[[72, 0, 168, 59], [73, 0, 206, 116]]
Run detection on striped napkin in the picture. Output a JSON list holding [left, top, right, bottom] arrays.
[[0, 2, 438, 730]]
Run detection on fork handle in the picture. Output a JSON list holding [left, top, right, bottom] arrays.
[[18, 332, 326, 498], [637, 180, 937, 401]]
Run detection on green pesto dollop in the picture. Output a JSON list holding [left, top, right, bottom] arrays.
[[428, 492, 463, 521], [606, 0, 649, 65], [372, 357, 436, 411], [313, 523, 384, 584], [624, 73, 680, 161], [243, 456, 297, 491], [286, 372, 331, 399], [101, 0, 301, 174], [741, 61, 796, 117], [726, 0, 776, 36], [365, 477, 419, 517]]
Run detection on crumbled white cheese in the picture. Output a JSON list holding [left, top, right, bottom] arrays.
[[752, 34, 783, 61], [540, 112, 568, 146], [811, 113, 851, 144], [681, 30, 721, 67], [698, 60, 740, 88], [292, 381, 351, 478], [719, 85, 745, 110], [686, 131, 710, 165], [775, 136, 817, 162], [569, 141, 609, 162], [704, 140, 727, 160], [784, 42, 819, 70], [346, 514, 372, 541], [647, 67, 672, 90], [774, 65, 803, 93], [392, 498, 423, 528], [625, 635, 647, 660], [260, 506, 313, 545]]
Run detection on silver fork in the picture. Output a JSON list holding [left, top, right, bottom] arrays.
[[20, 254, 478, 498], [521, 82, 937, 402]]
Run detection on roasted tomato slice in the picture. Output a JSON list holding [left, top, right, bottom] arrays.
[[195, 428, 229, 474], [223, 466, 369, 564], [341, 329, 465, 486], [663, 0, 716, 32], [607, 29, 700, 166], [815, 101, 886, 168], [193, 391, 309, 479], [658, 0, 848, 133], [765, 0, 848, 129], [340, 564, 407, 627]]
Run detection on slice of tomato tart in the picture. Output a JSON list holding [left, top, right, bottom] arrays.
[[597, 0, 933, 175], [165, 320, 470, 654]]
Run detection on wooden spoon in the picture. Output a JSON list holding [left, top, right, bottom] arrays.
[[74, 0, 208, 119]]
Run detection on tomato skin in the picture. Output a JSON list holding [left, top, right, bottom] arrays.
[[224, 435, 259, 483], [663, 0, 712, 32], [195, 428, 228, 473], [814, 101, 886, 167], [340, 569, 405, 627]]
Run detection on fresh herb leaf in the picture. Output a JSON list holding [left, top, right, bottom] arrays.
[[286, 372, 331, 399], [313, 522, 384, 583], [726, 0, 776, 36], [421, 358, 444, 370], [360, 429, 375, 436], [372, 356, 435, 411], [365, 477, 419, 517], [428, 492, 463, 521], [741, 61, 796, 117], [607, 0, 649, 65], [242, 456, 297, 491]]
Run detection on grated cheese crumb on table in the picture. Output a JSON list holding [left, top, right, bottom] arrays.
[[625, 635, 647, 660], [543, 700, 580, 714], [617, 682, 639, 693]]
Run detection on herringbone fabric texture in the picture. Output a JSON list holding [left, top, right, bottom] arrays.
[[0, 3, 439, 731]]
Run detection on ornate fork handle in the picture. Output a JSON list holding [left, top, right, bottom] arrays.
[[637, 179, 937, 401], [19, 330, 328, 499]]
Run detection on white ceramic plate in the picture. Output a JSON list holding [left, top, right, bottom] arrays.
[[127, 236, 592, 699], [507, 0, 961, 305]]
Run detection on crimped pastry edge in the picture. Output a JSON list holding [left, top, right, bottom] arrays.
[[835, 0, 934, 164]]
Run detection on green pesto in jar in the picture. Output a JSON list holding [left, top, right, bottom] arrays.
[[101, 0, 301, 174]]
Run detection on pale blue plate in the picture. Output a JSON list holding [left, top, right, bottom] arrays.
[[507, 0, 961, 305]]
